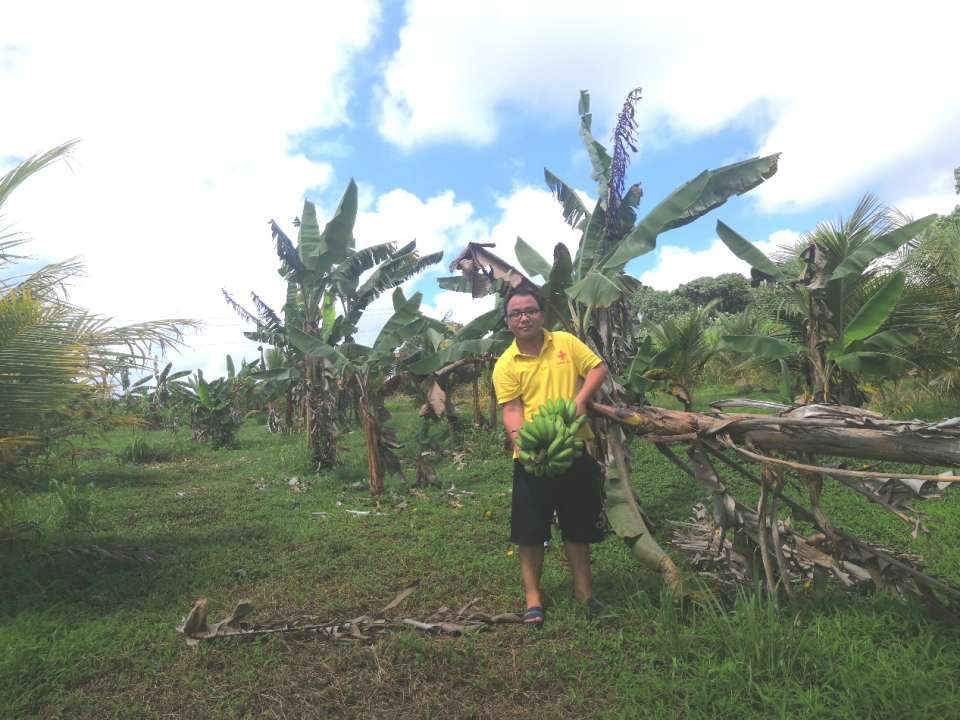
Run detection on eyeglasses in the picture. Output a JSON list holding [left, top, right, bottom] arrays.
[[505, 308, 542, 321]]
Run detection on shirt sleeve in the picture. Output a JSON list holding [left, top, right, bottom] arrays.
[[492, 358, 521, 405], [569, 335, 602, 376]]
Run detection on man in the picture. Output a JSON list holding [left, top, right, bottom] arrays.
[[492, 286, 608, 628]]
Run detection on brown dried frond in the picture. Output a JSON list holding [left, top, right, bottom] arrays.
[[31, 543, 159, 565]]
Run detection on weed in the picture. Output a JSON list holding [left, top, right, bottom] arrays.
[[47, 477, 102, 530], [115, 434, 174, 465]]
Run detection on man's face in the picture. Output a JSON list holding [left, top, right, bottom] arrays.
[[505, 294, 544, 342]]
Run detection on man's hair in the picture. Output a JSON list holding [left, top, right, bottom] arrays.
[[503, 286, 544, 314]]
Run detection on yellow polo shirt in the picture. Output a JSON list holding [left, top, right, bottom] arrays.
[[492, 329, 602, 441]]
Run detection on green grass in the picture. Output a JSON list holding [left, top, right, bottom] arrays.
[[2, 400, 960, 719]]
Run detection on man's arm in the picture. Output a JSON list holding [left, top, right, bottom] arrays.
[[574, 364, 607, 418], [501, 396, 525, 452]]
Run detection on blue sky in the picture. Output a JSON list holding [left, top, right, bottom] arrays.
[[2, 0, 958, 378]]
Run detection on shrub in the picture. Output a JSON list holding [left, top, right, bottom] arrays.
[[48, 477, 102, 530]]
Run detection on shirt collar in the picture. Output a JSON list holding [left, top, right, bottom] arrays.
[[510, 328, 553, 358]]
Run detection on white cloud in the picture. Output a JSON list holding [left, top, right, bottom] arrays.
[[1, 2, 382, 378], [420, 289, 495, 327], [354, 188, 485, 256], [377, 0, 960, 213], [639, 233, 793, 291]]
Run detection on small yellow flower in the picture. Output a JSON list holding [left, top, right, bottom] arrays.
[[412, 507, 418, 512], [664, 503, 669, 508], [507, 550, 514, 556], [485, 510, 492, 516], [804, 579, 812, 588], [714, 528, 720, 535]]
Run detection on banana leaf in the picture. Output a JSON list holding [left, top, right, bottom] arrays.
[[309, 181, 358, 282], [598, 170, 712, 271], [271, 221, 307, 281], [407, 339, 506, 375], [773, 359, 790, 405], [661, 154, 780, 232], [354, 249, 443, 302], [577, 91, 612, 198], [372, 289, 423, 349], [288, 327, 356, 375], [828, 272, 905, 357], [515, 237, 553, 280], [573, 199, 606, 280], [243, 331, 290, 348], [716, 221, 789, 283], [437, 276, 473, 293], [371, 318, 431, 365], [565, 272, 622, 308], [541, 244, 574, 329], [456, 307, 505, 341], [250, 367, 302, 382], [320, 292, 336, 342], [327, 241, 396, 286], [544, 169, 590, 229], [864, 328, 920, 350], [833, 351, 914, 375]]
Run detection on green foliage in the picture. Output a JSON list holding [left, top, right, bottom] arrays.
[[171, 365, 248, 449], [114, 434, 176, 465], [47, 477, 101, 530], [638, 299, 723, 403], [632, 274, 753, 327], [718, 196, 943, 402], [631, 286, 694, 325]]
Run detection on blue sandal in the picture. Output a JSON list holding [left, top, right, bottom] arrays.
[[523, 605, 545, 629], [585, 597, 607, 617]]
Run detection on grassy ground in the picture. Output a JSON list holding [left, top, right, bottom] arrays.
[[3, 398, 960, 719]]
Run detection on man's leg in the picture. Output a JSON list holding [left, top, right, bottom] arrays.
[[518, 544, 546, 610], [563, 541, 593, 603]]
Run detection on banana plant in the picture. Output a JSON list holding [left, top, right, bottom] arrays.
[[170, 356, 259, 449], [447, 90, 779, 377], [717, 197, 938, 404], [439, 88, 781, 592], [235, 180, 442, 469], [126, 361, 191, 430], [289, 288, 447, 496]]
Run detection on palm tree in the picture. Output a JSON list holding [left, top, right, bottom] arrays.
[[1, 142, 194, 520], [719, 195, 945, 404], [640, 299, 721, 409]]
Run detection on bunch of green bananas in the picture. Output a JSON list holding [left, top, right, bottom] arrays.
[[515, 398, 587, 477]]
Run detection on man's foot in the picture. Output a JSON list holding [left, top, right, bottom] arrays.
[[523, 605, 545, 629], [584, 597, 607, 617]]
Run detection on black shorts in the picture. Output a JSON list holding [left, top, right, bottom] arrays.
[[511, 452, 605, 545]]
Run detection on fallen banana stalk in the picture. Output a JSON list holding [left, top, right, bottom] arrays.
[[588, 400, 960, 621], [176, 580, 522, 645]]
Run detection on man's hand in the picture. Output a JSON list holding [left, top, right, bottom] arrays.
[[501, 397, 525, 452], [574, 364, 607, 417], [574, 397, 588, 418]]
